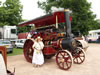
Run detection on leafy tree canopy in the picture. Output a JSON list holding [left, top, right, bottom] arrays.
[[38, 0, 100, 35], [0, 0, 23, 26]]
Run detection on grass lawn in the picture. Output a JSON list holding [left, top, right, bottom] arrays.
[[7, 48, 23, 56]]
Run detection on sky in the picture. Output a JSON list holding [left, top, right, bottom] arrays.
[[88, 0, 100, 19], [0, 0, 100, 20], [19, 0, 46, 20]]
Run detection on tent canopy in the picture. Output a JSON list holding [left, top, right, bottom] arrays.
[[18, 11, 65, 28]]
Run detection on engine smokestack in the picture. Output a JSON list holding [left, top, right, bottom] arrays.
[[64, 9, 72, 38]]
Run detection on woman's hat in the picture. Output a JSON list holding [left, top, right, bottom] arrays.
[[36, 36, 43, 40]]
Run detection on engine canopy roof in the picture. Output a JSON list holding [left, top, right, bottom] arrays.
[[18, 11, 66, 28]]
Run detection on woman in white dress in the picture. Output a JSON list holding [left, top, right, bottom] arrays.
[[32, 36, 44, 67]]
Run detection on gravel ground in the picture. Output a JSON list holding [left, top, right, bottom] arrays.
[[7, 44, 100, 75]]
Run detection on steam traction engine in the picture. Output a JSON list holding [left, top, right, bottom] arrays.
[[19, 10, 87, 70]]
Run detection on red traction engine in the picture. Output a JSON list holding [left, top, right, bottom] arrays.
[[19, 10, 86, 70]]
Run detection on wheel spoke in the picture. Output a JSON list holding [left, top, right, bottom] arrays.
[[76, 57, 78, 63], [57, 56, 63, 61], [62, 62, 64, 68], [79, 57, 83, 62], [63, 53, 65, 56], [67, 59, 72, 63], [66, 62, 69, 68], [60, 52, 64, 57], [58, 61, 62, 65]]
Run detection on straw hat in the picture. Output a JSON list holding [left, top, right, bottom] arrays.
[[36, 36, 43, 41]]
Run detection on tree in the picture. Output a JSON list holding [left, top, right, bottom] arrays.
[[0, 0, 23, 26], [38, 0, 99, 35], [18, 26, 31, 33], [0, 1, 1, 5], [0, 1, 9, 26]]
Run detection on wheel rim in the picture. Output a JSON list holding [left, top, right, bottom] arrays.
[[23, 39, 34, 63], [73, 47, 85, 64], [56, 50, 73, 70]]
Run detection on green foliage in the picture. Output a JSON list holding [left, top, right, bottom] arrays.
[[0, 5, 9, 26], [18, 26, 31, 33], [0, 0, 23, 26], [38, 0, 99, 35], [94, 19, 100, 29], [17, 19, 32, 33]]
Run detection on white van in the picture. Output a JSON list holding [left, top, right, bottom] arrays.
[[88, 29, 100, 41], [15, 39, 26, 48]]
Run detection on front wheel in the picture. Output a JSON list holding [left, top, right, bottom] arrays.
[[56, 50, 73, 70]]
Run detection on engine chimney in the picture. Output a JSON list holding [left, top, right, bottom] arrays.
[[64, 9, 72, 38]]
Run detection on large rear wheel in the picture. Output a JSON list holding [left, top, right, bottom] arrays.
[[23, 39, 34, 63]]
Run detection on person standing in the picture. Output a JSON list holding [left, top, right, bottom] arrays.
[[32, 36, 44, 67]]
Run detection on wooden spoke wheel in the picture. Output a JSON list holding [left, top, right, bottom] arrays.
[[73, 47, 85, 64], [23, 39, 34, 63], [56, 50, 73, 70]]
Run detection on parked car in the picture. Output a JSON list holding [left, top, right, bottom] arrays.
[[0, 40, 13, 53], [15, 39, 26, 48]]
